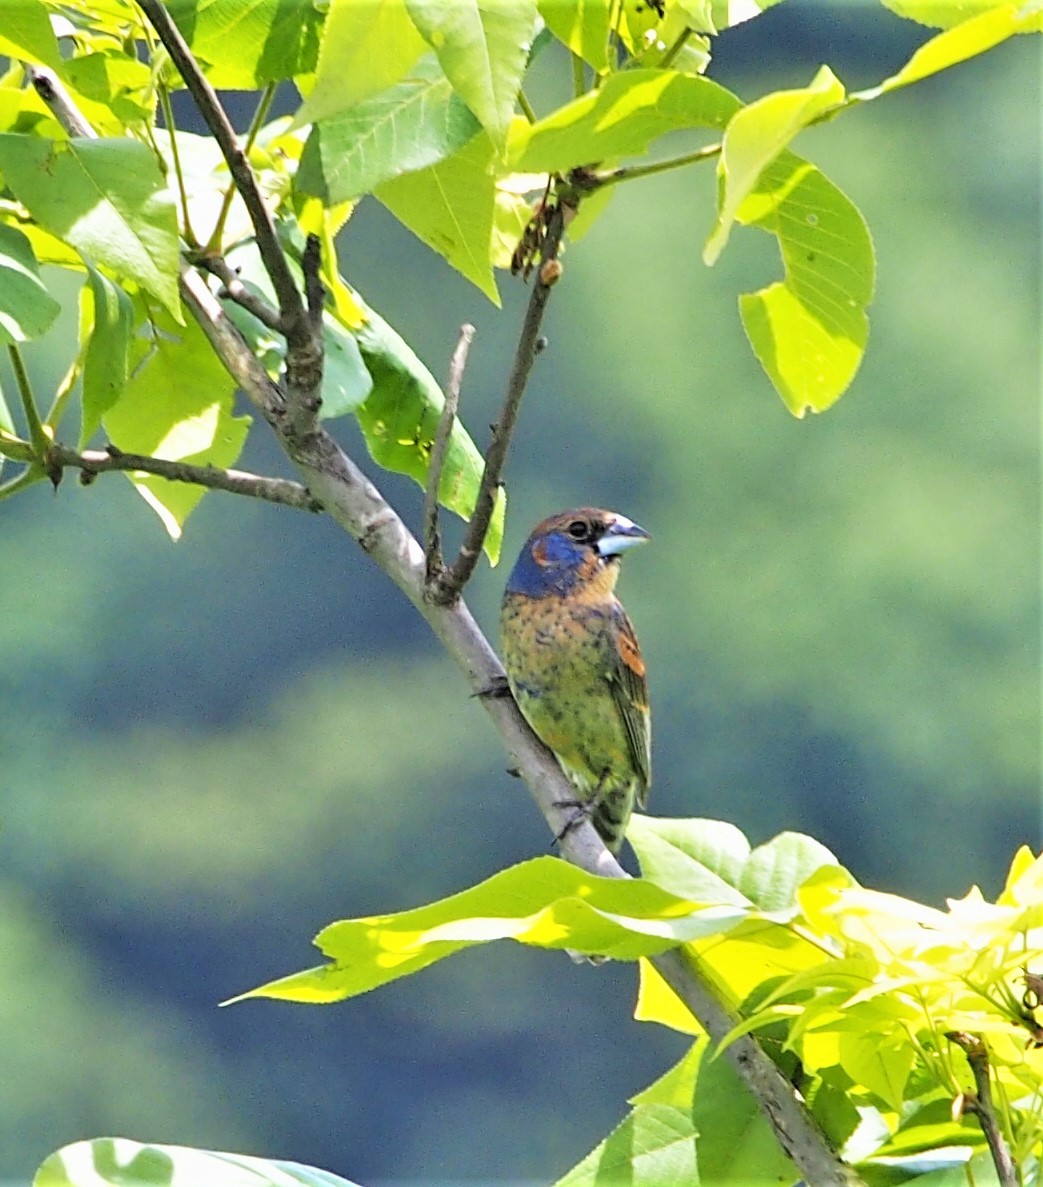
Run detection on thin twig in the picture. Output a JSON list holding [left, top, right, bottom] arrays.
[[946, 1032, 1018, 1187], [48, 444, 322, 511], [424, 324, 476, 586], [7, 344, 49, 455], [207, 82, 276, 254], [432, 201, 566, 605], [194, 255, 285, 332], [589, 143, 722, 190], [23, 64, 94, 137]]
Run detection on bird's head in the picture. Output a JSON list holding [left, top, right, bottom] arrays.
[[504, 508, 650, 599]]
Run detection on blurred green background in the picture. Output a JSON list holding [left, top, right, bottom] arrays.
[[0, 3, 1038, 1184]]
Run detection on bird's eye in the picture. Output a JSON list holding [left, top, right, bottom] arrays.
[[567, 519, 591, 541]]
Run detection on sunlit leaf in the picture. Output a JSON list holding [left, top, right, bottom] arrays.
[[0, 222, 60, 343], [375, 130, 499, 302], [0, 135, 181, 317], [165, 0, 323, 87], [296, 56, 480, 204], [102, 303, 250, 539], [553, 1104, 698, 1187], [405, 0, 538, 144], [227, 857, 749, 1004], [0, 0, 63, 70], [293, 0, 428, 127], [538, 0, 613, 71], [877, 0, 1042, 30], [855, 0, 1042, 99], [80, 264, 134, 444], [709, 0, 787, 31], [33, 1137, 363, 1187], [737, 151, 875, 415], [508, 69, 740, 173], [704, 64, 845, 265]]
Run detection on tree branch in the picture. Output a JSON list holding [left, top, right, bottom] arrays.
[[136, 0, 323, 435], [30, 61, 865, 1187], [47, 444, 322, 511], [425, 323, 475, 586], [430, 200, 565, 606], [946, 1032, 1018, 1187], [192, 255, 285, 333]]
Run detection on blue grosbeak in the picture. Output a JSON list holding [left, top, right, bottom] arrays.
[[500, 508, 651, 854]]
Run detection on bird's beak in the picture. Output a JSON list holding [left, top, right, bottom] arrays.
[[596, 516, 651, 557]]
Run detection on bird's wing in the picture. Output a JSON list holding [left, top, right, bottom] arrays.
[[607, 607, 651, 803]]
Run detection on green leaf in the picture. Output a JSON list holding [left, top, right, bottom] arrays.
[[375, 130, 499, 302], [0, 379, 13, 432], [0, 136, 181, 317], [508, 69, 741, 174], [296, 56, 481, 203], [294, 0, 428, 127], [736, 151, 874, 415], [102, 303, 251, 539], [0, 222, 60, 344], [352, 291, 505, 560], [854, 0, 1042, 97], [538, 0, 613, 71], [704, 65, 846, 265], [554, 1104, 699, 1187], [738, 831, 842, 912], [0, 0, 63, 71], [690, 1042, 798, 1184], [628, 815, 754, 905], [404, 0, 538, 144], [877, 0, 1041, 29], [226, 856, 750, 1004], [709, 0, 787, 30], [557, 1037, 796, 1187], [164, 0, 323, 87], [34, 1138, 363, 1187], [63, 52, 155, 133], [80, 265, 134, 446]]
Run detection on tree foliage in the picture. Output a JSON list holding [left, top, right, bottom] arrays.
[[0, 1, 1039, 1185]]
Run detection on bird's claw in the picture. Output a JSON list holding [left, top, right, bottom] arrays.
[[473, 674, 512, 699]]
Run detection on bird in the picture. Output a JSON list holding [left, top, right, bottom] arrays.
[[499, 508, 651, 854]]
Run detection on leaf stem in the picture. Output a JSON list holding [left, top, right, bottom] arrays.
[[8, 345, 49, 455], [590, 142, 722, 189], [659, 26, 694, 70], [0, 464, 46, 503], [207, 82, 277, 253], [571, 52, 587, 99], [517, 88, 537, 123], [157, 79, 199, 248], [431, 200, 566, 606]]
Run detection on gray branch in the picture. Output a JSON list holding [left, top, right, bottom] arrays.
[[49, 444, 321, 511]]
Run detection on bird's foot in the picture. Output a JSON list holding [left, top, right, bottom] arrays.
[[550, 797, 593, 848], [473, 674, 512, 699]]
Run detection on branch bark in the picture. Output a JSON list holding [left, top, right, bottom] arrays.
[[48, 445, 322, 511], [26, 53, 864, 1187], [424, 323, 475, 586], [946, 1031, 1018, 1187], [429, 200, 565, 606]]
